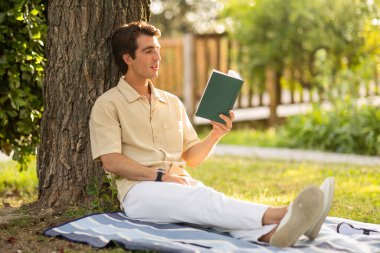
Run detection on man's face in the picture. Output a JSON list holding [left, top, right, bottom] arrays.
[[126, 34, 161, 80]]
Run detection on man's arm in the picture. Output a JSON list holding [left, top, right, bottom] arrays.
[[101, 153, 194, 185], [182, 111, 234, 167]]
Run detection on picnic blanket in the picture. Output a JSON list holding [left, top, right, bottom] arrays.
[[44, 212, 380, 252]]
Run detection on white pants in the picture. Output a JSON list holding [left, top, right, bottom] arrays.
[[122, 182, 276, 241]]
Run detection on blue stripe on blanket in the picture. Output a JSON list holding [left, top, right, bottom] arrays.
[[44, 212, 380, 252]]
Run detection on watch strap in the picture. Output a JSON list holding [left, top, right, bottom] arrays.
[[155, 168, 165, 182]]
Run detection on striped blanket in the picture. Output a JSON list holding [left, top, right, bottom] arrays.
[[44, 212, 380, 252]]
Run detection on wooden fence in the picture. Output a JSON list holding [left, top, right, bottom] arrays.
[[151, 34, 380, 123]]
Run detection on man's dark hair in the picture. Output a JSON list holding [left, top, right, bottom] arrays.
[[111, 21, 161, 74]]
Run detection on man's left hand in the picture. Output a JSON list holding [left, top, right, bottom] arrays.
[[210, 110, 234, 139]]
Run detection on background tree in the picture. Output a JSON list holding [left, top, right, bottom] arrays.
[[0, 0, 46, 167], [223, 0, 380, 120], [150, 0, 225, 36], [37, 0, 150, 208]]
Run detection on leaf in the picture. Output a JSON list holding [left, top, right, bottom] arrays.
[[6, 237, 17, 244], [15, 12, 23, 21], [10, 99, 19, 110], [7, 110, 18, 117], [31, 31, 41, 39], [15, 98, 27, 107], [6, 10, 14, 17], [0, 12, 6, 24], [30, 9, 39, 16], [0, 55, 8, 64]]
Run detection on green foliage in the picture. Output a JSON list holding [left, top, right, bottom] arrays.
[[0, 0, 46, 166], [222, 0, 380, 98], [151, 0, 224, 35], [207, 100, 380, 156], [0, 157, 38, 207], [86, 175, 120, 212], [278, 100, 380, 155]]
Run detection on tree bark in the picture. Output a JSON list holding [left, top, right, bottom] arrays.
[[38, 0, 151, 208], [265, 66, 278, 124]]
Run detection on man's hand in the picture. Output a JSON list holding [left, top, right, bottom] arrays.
[[161, 173, 193, 185], [181, 110, 235, 167], [210, 110, 235, 139]]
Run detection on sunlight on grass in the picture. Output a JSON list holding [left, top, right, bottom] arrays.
[[198, 127, 282, 147], [0, 154, 378, 223], [0, 157, 38, 208], [188, 156, 380, 223]]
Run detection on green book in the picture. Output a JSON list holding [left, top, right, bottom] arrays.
[[195, 69, 244, 124]]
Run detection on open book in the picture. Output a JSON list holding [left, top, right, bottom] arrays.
[[195, 69, 244, 124]]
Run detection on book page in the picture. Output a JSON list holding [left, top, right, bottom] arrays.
[[227, 70, 243, 80]]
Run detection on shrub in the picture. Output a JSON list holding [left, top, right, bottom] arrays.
[[0, 0, 46, 167], [279, 100, 380, 156]]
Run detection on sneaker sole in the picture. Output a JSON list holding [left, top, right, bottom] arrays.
[[269, 186, 323, 248], [305, 177, 335, 239]]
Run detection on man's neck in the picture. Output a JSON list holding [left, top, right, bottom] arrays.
[[124, 74, 150, 97]]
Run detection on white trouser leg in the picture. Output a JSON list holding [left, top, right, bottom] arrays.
[[122, 182, 276, 242]]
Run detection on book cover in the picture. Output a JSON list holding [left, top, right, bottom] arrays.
[[195, 69, 244, 124]]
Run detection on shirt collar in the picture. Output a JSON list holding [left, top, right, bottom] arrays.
[[148, 80, 167, 104], [117, 77, 167, 104]]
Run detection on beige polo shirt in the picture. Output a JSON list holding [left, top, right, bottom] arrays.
[[89, 77, 200, 203]]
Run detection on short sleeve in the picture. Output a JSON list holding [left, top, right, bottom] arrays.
[[179, 100, 200, 152], [89, 100, 122, 160]]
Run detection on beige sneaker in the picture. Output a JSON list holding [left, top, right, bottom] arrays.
[[304, 177, 335, 239], [269, 186, 324, 248]]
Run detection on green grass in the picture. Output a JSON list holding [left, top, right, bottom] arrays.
[[1, 155, 379, 223], [188, 156, 380, 223], [0, 157, 38, 208], [1, 154, 378, 252], [198, 127, 284, 147]]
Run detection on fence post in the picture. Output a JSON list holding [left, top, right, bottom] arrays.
[[266, 66, 278, 124], [183, 33, 195, 119]]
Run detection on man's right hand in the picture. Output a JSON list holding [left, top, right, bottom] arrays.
[[162, 173, 193, 185]]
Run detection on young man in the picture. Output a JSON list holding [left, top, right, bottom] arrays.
[[89, 21, 335, 248]]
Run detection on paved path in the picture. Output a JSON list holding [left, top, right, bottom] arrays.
[[213, 144, 380, 166]]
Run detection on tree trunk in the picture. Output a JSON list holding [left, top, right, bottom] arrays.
[[265, 66, 278, 124], [275, 70, 282, 105], [375, 63, 379, 95], [37, 0, 151, 208]]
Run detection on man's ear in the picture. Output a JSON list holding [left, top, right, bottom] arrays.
[[122, 54, 132, 65]]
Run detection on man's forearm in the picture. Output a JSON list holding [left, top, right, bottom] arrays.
[[101, 153, 157, 181], [100, 153, 194, 185], [182, 112, 234, 167], [182, 131, 221, 167]]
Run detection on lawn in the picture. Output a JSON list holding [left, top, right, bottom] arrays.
[[198, 127, 283, 147], [1, 155, 379, 222], [190, 156, 380, 223], [0, 154, 379, 251], [0, 158, 38, 208]]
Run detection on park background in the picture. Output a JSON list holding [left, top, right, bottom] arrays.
[[0, 0, 379, 252]]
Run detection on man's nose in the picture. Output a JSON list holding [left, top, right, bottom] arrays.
[[154, 50, 161, 61]]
